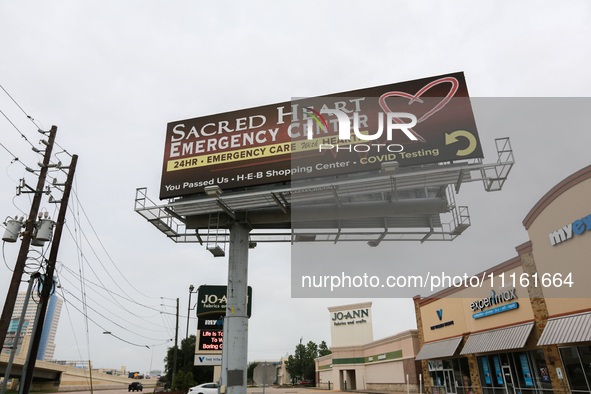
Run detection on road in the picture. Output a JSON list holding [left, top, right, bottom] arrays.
[[54, 388, 327, 394]]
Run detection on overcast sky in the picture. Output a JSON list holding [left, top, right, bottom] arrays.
[[1, 0, 591, 376]]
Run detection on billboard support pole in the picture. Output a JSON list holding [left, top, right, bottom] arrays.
[[220, 222, 250, 394]]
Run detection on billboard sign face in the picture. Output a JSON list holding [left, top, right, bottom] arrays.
[[195, 354, 222, 366], [196, 285, 252, 317], [160, 72, 483, 199], [197, 312, 224, 330], [198, 329, 223, 351]]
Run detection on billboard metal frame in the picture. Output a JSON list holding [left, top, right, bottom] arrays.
[[135, 137, 513, 247]]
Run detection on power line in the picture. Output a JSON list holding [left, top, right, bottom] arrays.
[[62, 221, 159, 320], [62, 220, 173, 321], [65, 208, 139, 301], [0, 81, 67, 176], [62, 287, 169, 341], [159, 309, 174, 339], [57, 272, 167, 333], [0, 108, 36, 149], [53, 143, 72, 158], [59, 285, 168, 341], [71, 190, 160, 299], [2, 241, 14, 273], [0, 141, 20, 161], [0, 82, 43, 130], [0, 139, 37, 174], [59, 263, 183, 317], [57, 285, 92, 386], [60, 294, 154, 349], [61, 215, 195, 318], [60, 268, 163, 320]]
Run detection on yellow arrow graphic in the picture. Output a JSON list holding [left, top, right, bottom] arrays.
[[445, 130, 477, 156]]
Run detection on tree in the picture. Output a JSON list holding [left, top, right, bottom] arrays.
[[284, 340, 330, 385], [247, 361, 260, 383], [285, 343, 306, 382], [171, 370, 197, 393], [171, 370, 185, 392], [319, 341, 331, 357], [303, 341, 318, 382], [164, 335, 214, 386]]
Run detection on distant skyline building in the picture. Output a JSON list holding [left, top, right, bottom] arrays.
[[38, 292, 62, 360], [2, 291, 63, 360]]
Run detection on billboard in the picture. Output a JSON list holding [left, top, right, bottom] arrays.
[[160, 72, 483, 199], [198, 329, 223, 351], [195, 354, 222, 366], [196, 285, 252, 317], [197, 312, 224, 330]]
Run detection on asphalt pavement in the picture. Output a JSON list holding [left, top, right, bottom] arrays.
[[50, 388, 330, 394], [47, 387, 420, 394]]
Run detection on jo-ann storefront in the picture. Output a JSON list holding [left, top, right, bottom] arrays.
[[413, 165, 591, 394]]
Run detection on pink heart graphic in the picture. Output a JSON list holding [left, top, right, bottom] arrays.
[[379, 77, 459, 143]]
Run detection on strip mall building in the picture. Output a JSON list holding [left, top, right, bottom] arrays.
[[315, 302, 422, 392], [414, 165, 591, 394]]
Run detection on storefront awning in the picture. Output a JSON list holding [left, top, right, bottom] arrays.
[[538, 311, 591, 346], [460, 322, 534, 355], [415, 336, 463, 360]]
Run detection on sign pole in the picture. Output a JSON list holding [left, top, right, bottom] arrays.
[[220, 222, 250, 394]]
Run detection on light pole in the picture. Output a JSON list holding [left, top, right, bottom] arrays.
[[184, 285, 197, 373], [149, 346, 154, 377], [186, 285, 195, 339], [173, 298, 179, 384]]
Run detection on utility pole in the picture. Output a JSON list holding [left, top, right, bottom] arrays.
[[0, 126, 57, 350], [172, 298, 179, 385], [20, 154, 78, 394], [88, 360, 94, 394]]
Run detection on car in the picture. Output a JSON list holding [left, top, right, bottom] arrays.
[[299, 380, 312, 386], [188, 382, 219, 394], [129, 382, 143, 392]]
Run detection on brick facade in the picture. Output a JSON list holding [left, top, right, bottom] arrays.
[[462, 335, 482, 394], [413, 296, 432, 394], [517, 242, 570, 394]]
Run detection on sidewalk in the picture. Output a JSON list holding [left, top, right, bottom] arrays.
[[273, 387, 420, 394]]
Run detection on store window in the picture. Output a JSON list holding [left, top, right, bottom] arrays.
[[560, 346, 591, 392], [428, 358, 472, 394], [477, 355, 504, 394], [477, 351, 553, 394], [513, 352, 536, 391], [579, 346, 591, 391], [452, 358, 472, 394], [528, 349, 553, 391]]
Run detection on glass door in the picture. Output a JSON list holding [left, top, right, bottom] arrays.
[[443, 369, 456, 394], [502, 365, 516, 394]]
